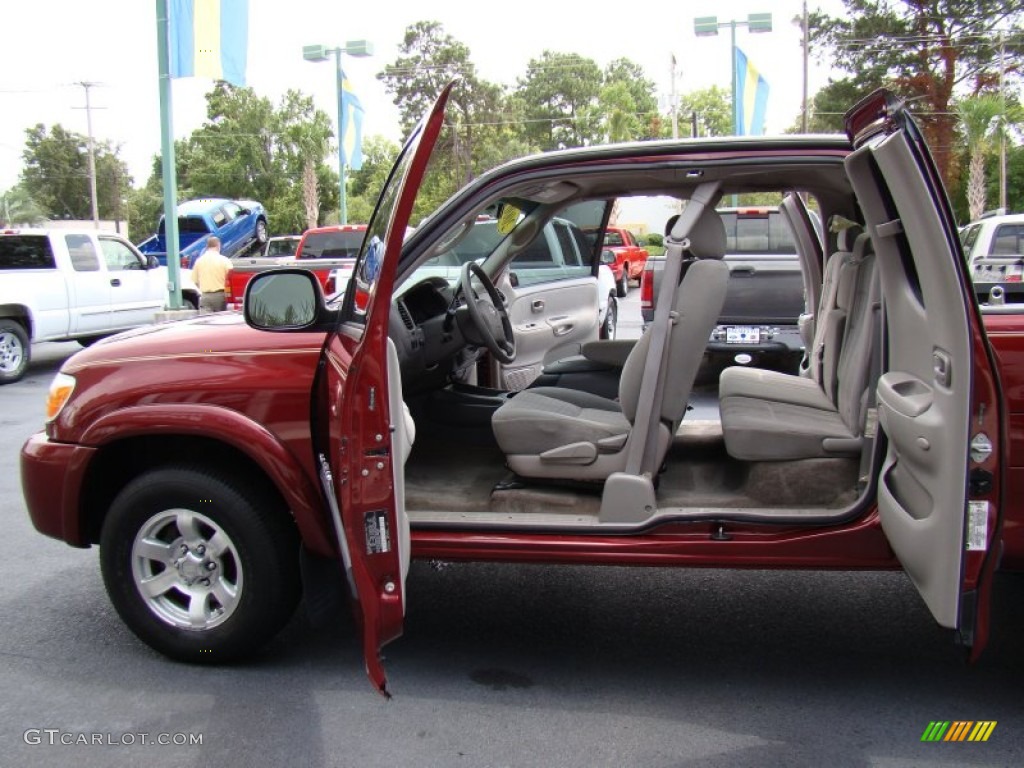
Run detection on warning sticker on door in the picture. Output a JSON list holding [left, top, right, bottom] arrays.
[[966, 501, 989, 551], [364, 510, 391, 555]]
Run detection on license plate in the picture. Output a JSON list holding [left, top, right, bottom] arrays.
[[726, 326, 760, 344]]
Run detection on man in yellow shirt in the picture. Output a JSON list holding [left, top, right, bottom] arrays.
[[191, 236, 233, 313]]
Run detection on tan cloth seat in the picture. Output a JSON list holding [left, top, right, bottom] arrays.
[[492, 209, 730, 481], [720, 231, 878, 461]]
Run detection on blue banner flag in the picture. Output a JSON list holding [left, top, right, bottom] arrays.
[[734, 47, 769, 136], [169, 0, 249, 87], [340, 69, 365, 171]]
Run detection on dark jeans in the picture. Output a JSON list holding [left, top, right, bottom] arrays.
[[199, 291, 226, 314]]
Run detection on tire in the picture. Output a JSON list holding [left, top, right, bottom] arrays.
[[100, 466, 300, 663], [0, 320, 30, 384], [255, 219, 269, 245], [615, 270, 628, 298], [601, 294, 618, 340]]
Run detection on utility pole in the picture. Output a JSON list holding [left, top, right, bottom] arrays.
[[998, 31, 1007, 213], [801, 0, 809, 133], [670, 53, 679, 139], [74, 81, 101, 228]]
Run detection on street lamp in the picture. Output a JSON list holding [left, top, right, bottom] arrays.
[[303, 39, 374, 225], [694, 13, 772, 137]]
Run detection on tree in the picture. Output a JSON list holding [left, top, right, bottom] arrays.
[[141, 84, 336, 236], [0, 186, 46, 226], [674, 86, 733, 137], [516, 51, 604, 150], [20, 123, 131, 220], [810, 1, 1024, 188], [958, 94, 1006, 220], [603, 58, 660, 140], [378, 21, 508, 197], [799, 77, 882, 133], [345, 135, 400, 224]]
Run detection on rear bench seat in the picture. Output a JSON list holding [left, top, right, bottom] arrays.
[[719, 230, 879, 461]]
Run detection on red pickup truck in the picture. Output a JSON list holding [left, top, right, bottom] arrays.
[[19, 87, 1023, 696], [584, 225, 648, 296], [224, 224, 366, 309]]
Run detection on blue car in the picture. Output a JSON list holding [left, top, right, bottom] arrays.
[[137, 198, 269, 268]]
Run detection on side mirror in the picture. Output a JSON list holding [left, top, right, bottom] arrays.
[[147, 254, 159, 269], [244, 269, 323, 330], [600, 249, 616, 265]]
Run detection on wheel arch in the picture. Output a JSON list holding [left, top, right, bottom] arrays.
[[75, 409, 334, 556], [0, 306, 33, 339]]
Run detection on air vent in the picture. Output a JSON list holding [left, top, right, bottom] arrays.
[[396, 301, 415, 329]]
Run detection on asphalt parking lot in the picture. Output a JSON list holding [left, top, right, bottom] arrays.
[[2, 300, 1023, 767]]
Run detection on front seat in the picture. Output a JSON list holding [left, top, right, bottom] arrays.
[[491, 208, 729, 482]]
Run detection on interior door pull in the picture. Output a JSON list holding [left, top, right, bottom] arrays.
[[531, 299, 545, 313], [933, 349, 952, 388]]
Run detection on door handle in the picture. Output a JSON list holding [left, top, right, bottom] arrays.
[[110, 278, 122, 287], [532, 299, 545, 313], [552, 323, 574, 337], [730, 267, 755, 276]]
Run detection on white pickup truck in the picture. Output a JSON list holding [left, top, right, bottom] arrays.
[[0, 228, 194, 383], [960, 212, 1024, 304]]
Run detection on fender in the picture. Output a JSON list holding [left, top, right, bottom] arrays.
[[78, 403, 334, 556]]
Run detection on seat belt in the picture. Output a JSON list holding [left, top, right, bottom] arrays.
[[859, 295, 883, 487], [625, 182, 720, 477]]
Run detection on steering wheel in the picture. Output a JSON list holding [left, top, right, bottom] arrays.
[[458, 261, 516, 364]]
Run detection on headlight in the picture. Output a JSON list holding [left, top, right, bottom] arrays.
[[45, 373, 76, 422]]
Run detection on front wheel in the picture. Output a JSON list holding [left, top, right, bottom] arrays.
[[0, 320, 30, 384], [100, 467, 300, 663], [601, 294, 618, 340]]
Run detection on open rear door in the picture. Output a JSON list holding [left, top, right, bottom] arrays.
[[315, 84, 453, 695], [845, 91, 1005, 658]]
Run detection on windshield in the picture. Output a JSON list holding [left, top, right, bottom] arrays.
[[404, 201, 538, 288]]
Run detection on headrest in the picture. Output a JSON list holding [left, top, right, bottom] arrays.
[[836, 223, 865, 253], [666, 208, 726, 260]]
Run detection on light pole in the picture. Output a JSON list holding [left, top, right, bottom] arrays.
[[303, 40, 373, 225], [694, 13, 773, 137]]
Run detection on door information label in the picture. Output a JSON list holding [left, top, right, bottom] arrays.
[[364, 510, 391, 554], [967, 501, 989, 551]]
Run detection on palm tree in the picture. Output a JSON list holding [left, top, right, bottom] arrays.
[[957, 94, 1022, 221], [0, 186, 47, 226]]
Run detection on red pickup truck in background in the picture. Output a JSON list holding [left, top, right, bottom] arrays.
[[225, 225, 366, 308], [584, 225, 648, 297]]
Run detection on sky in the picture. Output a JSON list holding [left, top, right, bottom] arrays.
[[0, 0, 847, 200]]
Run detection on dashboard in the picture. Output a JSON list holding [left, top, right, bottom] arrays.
[[389, 277, 472, 395]]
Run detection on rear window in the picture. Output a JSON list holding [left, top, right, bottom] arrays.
[[719, 210, 797, 256], [991, 224, 1024, 256], [299, 230, 365, 259], [0, 235, 57, 269], [158, 217, 211, 235]]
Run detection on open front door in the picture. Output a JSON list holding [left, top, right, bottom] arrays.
[[315, 84, 453, 695], [845, 91, 1004, 658]]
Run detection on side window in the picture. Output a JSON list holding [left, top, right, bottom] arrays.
[[65, 234, 100, 272], [554, 223, 582, 267], [212, 210, 227, 228], [221, 203, 241, 222], [0, 236, 57, 269], [605, 231, 624, 247], [960, 224, 981, 259], [100, 239, 144, 271]]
